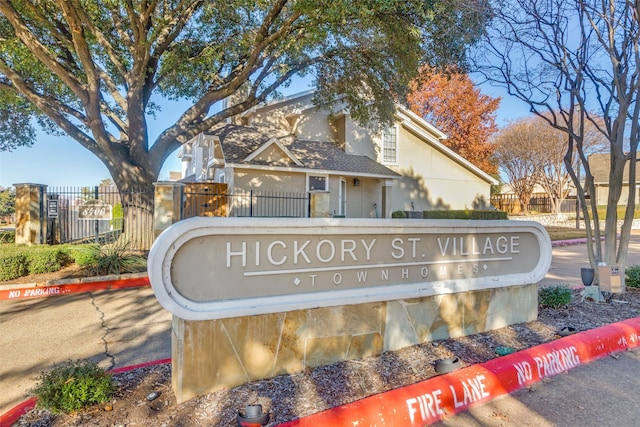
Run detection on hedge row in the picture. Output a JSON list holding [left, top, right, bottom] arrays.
[[0, 245, 84, 281], [0, 229, 15, 244], [0, 243, 148, 282], [392, 210, 508, 220]]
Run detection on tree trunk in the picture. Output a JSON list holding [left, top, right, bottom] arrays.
[[120, 188, 154, 251], [109, 164, 157, 251]]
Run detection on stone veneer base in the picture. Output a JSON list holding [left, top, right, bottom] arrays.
[[171, 283, 538, 403]]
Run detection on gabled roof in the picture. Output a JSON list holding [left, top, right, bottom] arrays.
[[239, 91, 497, 185], [208, 124, 400, 178], [245, 137, 304, 166], [287, 139, 400, 177], [589, 152, 638, 185]]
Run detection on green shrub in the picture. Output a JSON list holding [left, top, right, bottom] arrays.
[[26, 247, 73, 274], [538, 285, 572, 308], [391, 210, 407, 218], [625, 265, 640, 288], [0, 251, 28, 281], [0, 245, 74, 280], [31, 360, 115, 414], [0, 242, 146, 282], [69, 244, 101, 268], [80, 240, 147, 276]]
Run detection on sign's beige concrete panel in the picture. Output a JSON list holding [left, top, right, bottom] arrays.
[[149, 218, 551, 320]]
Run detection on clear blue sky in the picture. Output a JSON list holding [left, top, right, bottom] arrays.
[[0, 81, 530, 189]]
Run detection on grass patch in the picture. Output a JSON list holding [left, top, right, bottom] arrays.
[[544, 227, 588, 241]]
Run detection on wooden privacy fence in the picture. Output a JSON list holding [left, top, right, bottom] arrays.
[[491, 194, 578, 214]]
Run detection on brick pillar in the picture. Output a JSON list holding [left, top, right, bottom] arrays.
[[153, 182, 184, 238], [309, 192, 330, 218], [14, 183, 47, 245]]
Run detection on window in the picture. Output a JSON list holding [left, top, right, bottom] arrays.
[[308, 175, 328, 192], [382, 126, 397, 164]]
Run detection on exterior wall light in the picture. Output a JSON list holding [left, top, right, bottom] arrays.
[[353, 178, 360, 186]]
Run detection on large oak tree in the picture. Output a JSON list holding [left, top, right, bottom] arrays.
[[0, 0, 490, 246]]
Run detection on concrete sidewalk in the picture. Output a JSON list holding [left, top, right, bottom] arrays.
[[0, 286, 171, 415], [540, 235, 640, 288]]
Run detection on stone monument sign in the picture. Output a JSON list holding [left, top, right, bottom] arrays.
[[148, 217, 551, 402]]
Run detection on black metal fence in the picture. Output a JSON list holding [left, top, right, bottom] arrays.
[[229, 189, 310, 218], [45, 185, 309, 249], [46, 186, 154, 249]]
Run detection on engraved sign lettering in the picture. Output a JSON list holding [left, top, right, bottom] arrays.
[[148, 218, 551, 320]]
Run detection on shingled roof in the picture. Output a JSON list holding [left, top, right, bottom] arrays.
[[209, 124, 400, 178], [589, 152, 638, 184]]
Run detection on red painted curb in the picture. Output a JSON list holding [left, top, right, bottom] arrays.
[[108, 358, 172, 374], [0, 276, 150, 301], [278, 317, 640, 426], [0, 397, 37, 427], [0, 358, 171, 427]]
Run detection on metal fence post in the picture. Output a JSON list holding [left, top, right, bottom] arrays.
[[94, 186, 99, 244]]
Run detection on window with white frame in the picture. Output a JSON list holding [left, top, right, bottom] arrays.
[[382, 126, 398, 164], [308, 175, 328, 192]]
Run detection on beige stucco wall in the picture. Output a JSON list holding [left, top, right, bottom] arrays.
[[233, 169, 305, 192], [252, 144, 296, 166], [295, 110, 334, 142], [593, 184, 640, 206], [171, 283, 538, 403], [233, 169, 385, 218], [385, 126, 491, 211], [342, 178, 382, 218], [343, 114, 377, 159], [246, 92, 338, 141]]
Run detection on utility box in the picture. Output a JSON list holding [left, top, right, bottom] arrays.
[[599, 265, 625, 293]]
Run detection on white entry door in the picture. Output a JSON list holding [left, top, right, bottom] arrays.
[[339, 178, 347, 216]]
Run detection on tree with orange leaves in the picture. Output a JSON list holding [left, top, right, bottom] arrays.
[[407, 66, 500, 174]]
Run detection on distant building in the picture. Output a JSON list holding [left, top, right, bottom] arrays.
[[589, 153, 637, 205]]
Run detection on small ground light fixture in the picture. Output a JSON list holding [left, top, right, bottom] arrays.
[[237, 404, 269, 427]]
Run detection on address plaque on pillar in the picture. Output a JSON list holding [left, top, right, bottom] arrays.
[[148, 217, 552, 320]]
